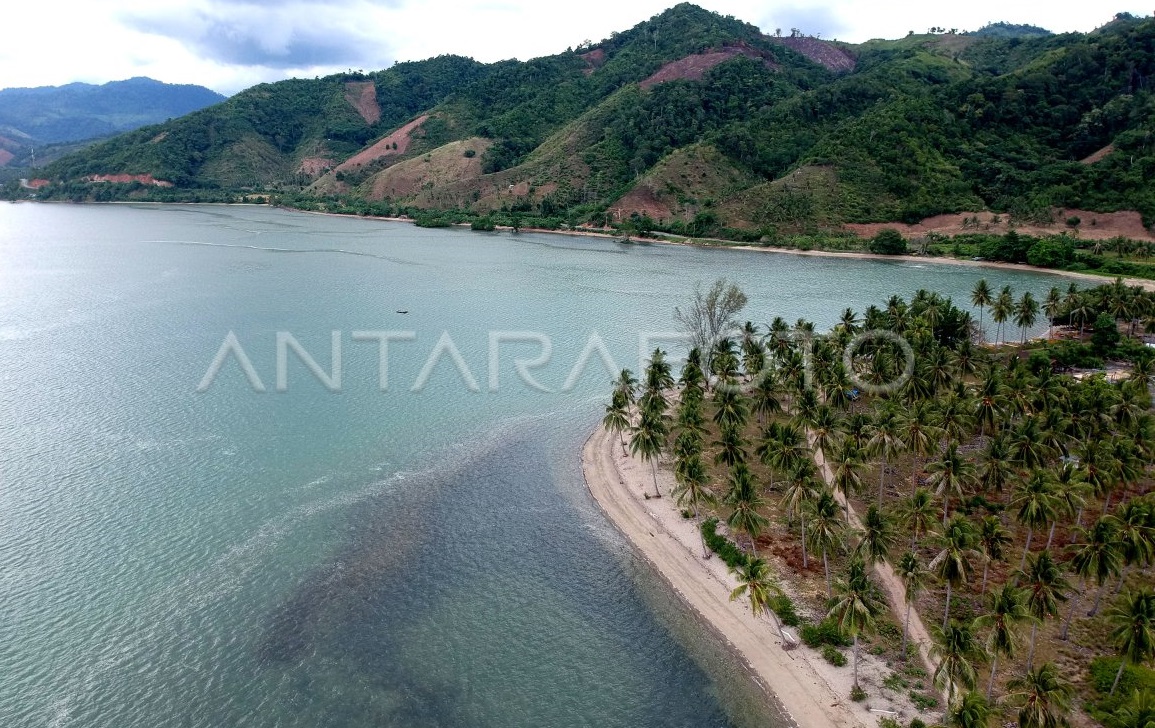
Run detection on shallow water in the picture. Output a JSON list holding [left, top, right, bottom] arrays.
[[0, 203, 1060, 727]]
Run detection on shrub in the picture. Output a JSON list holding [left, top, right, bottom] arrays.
[[870, 228, 908, 255], [801, 618, 852, 647], [850, 684, 867, 702], [463, 149, 476, 158], [910, 719, 927, 728], [879, 719, 902, 728], [700, 518, 749, 569], [470, 217, 496, 231], [1066, 216, 1081, 227], [909, 691, 938, 710], [1091, 313, 1121, 354], [822, 645, 847, 666], [1026, 236, 1075, 268], [770, 594, 802, 627]]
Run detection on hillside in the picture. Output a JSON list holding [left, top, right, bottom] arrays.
[[0, 77, 225, 166], [14, 5, 1155, 238]]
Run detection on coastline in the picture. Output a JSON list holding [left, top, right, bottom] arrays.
[[582, 424, 868, 728], [279, 204, 1155, 293]]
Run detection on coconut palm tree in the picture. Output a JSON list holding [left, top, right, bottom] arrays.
[[902, 401, 943, 496], [756, 421, 808, 492], [974, 369, 1006, 438], [603, 390, 631, 455], [1017, 550, 1070, 670], [712, 424, 747, 468], [613, 368, 639, 417], [672, 453, 717, 557], [946, 691, 995, 728], [729, 557, 790, 645], [781, 461, 820, 568], [856, 504, 896, 571], [867, 402, 906, 504], [750, 371, 782, 426], [1013, 470, 1060, 570], [972, 279, 993, 342], [897, 551, 928, 659], [928, 441, 978, 525], [630, 409, 667, 498], [829, 439, 865, 522], [991, 286, 1014, 345], [1015, 291, 1040, 344], [977, 515, 1013, 595], [1063, 517, 1123, 639], [978, 436, 1016, 503], [931, 515, 980, 631], [1109, 499, 1155, 595], [808, 489, 846, 596], [1113, 687, 1155, 728], [932, 620, 985, 707], [828, 556, 883, 692], [898, 487, 938, 551], [1006, 662, 1074, 728], [725, 463, 769, 556], [974, 582, 1035, 699], [809, 404, 842, 465], [712, 386, 749, 432], [1043, 287, 1062, 340], [1107, 589, 1155, 695]]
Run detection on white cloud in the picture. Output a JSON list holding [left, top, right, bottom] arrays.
[[1, 0, 1149, 95]]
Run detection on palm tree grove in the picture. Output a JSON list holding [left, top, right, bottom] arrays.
[[603, 276, 1155, 728]]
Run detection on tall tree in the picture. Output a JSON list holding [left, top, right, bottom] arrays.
[[946, 691, 994, 728], [974, 582, 1035, 699], [927, 441, 978, 525], [971, 279, 993, 343], [808, 489, 846, 596], [675, 279, 748, 380], [630, 408, 667, 498], [672, 453, 717, 558], [856, 504, 896, 572], [828, 557, 882, 693], [866, 402, 905, 504], [1013, 470, 1060, 570], [931, 515, 979, 631], [603, 390, 631, 456], [1017, 550, 1070, 670], [1107, 589, 1155, 695], [991, 286, 1014, 345], [1006, 662, 1074, 728], [897, 550, 928, 660], [725, 463, 769, 556], [1014, 291, 1040, 344], [932, 621, 985, 707], [977, 515, 1013, 595], [898, 487, 938, 551], [729, 557, 790, 645], [1066, 517, 1123, 633]]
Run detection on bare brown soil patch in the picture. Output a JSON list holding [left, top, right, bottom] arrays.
[[580, 48, 606, 75], [149, 132, 168, 144], [611, 184, 673, 221], [296, 157, 334, 176], [367, 137, 490, 201], [640, 44, 778, 89], [769, 37, 856, 72], [85, 173, 172, 187], [845, 208, 1154, 241], [1080, 144, 1114, 164], [344, 81, 380, 125], [336, 115, 428, 173], [0, 149, 13, 167]]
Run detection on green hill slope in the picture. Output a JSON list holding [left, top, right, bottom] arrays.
[[15, 5, 1155, 235]]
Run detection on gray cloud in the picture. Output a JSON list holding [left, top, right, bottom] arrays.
[[122, 1, 400, 70]]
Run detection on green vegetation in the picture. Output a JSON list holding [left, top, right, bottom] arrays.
[[10, 5, 1155, 248], [605, 276, 1155, 727]]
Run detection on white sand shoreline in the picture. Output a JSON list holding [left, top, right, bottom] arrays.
[[582, 424, 870, 728]]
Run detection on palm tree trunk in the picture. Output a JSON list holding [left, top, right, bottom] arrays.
[[911, 457, 920, 497], [1062, 587, 1082, 639], [987, 652, 1000, 700], [981, 559, 990, 595], [878, 456, 887, 506], [1070, 507, 1085, 544], [695, 505, 709, 558], [942, 495, 950, 527], [1112, 568, 1127, 597], [1027, 623, 1038, 671], [800, 513, 809, 569], [853, 633, 860, 689], [824, 549, 831, 597], [649, 460, 661, 498], [943, 581, 952, 631], [1020, 527, 1034, 571], [1111, 659, 1128, 696], [978, 307, 985, 342], [911, 523, 919, 552], [1103, 490, 1113, 516], [1046, 521, 1056, 549], [619, 433, 627, 457], [1090, 582, 1108, 614]]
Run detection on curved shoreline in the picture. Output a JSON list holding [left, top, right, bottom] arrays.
[[581, 424, 865, 728]]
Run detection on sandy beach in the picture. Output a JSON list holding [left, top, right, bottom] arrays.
[[582, 423, 935, 728]]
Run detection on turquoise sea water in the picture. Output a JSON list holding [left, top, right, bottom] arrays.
[[0, 204, 1060, 727]]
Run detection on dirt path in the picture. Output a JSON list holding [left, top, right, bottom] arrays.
[[811, 440, 939, 681]]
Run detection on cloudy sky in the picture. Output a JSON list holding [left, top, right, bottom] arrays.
[[2, 1, 1147, 95]]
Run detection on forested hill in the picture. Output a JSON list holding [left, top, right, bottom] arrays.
[[0, 78, 225, 166], [18, 5, 1155, 237]]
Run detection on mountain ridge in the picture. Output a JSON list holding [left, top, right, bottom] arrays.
[[11, 5, 1155, 238]]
